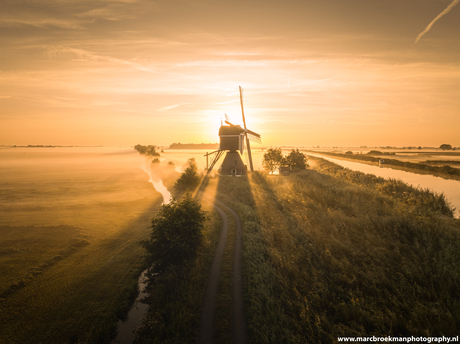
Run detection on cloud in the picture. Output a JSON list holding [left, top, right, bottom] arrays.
[[47, 46, 157, 73], [75, 8, 129, 21], [0, 18, 82, 29], [213, 99, 239, 105], [158, 102, 191, 111], [415, 0, 460, 43]]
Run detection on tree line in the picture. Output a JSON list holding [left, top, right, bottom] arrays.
[[262, 148, 309, 173]]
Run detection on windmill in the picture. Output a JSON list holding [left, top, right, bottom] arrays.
[[205, 86, 261, 175]]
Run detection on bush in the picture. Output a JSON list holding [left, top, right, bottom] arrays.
[[174, 158, 201, 192], [262, 148, 284, 173], [367, 150, 383, 155], [142, 193, 207, 276], [286, 149, 309, 170]]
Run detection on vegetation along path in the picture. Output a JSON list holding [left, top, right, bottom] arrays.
[[198, 194, 248, 344]]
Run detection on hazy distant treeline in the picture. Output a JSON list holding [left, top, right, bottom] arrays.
[[169, 143, 219, 149]]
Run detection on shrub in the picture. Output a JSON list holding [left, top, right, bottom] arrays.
[[174, 158, 201, 193], [262, 148, 284, 173], [286, 149, 309, 170], [141, 193, 207, 276]]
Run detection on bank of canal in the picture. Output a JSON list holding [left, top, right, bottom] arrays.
[[308, 153, 460, 218]]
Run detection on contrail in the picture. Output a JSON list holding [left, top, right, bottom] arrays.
[[415, 0, 460, 43]]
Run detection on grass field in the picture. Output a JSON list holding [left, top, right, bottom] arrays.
[[3, 148, 460, 343], [221, 157, 459, 341], [0, 148, 164, 343], [246, 158, 460, 341], [133, 156, 460, 342]]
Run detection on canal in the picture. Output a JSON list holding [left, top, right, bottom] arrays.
[[112, 157, 172, 344]]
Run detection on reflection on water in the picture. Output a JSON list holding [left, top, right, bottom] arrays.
[[140, 158, 171, 204], [309, 153, 460, 218], [151, 179, 171, 204], [112, 157, 175, 344], [111, 271, 149, 344]]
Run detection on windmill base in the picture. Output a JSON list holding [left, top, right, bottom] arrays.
[[219, 152, 247, 175]]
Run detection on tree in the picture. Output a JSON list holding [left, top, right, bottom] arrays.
[[174, 158, 201, 192], [285, 149, 309, 170], [440, 144, 452, 150], [134, 144, 160, 156], [142, 192, 207, 275], [262, 148, 284, 173]]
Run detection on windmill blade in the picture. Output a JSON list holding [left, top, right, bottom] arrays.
[[247, 129, 261, 143], [239, 85, 254, 172], [248, 133, 261, 144], [227, 119, 261, 143], [225, 120, 261, 140], [246, 128, 261, 139]]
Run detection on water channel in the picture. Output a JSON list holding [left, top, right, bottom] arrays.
[[111, 158, 172, 344], [308, 153, 460, 218]]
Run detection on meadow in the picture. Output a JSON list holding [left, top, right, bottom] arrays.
[[0, 147, 164, 343], [2, 147, 460, 343], [135, 155, 460, 343], [241, 157, 460, 341]]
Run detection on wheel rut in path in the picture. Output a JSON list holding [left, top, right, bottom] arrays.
[[198, 196, 247, 344]]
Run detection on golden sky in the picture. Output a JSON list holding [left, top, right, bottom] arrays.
[[1, 0, 459, 147]]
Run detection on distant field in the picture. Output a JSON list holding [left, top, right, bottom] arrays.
[[306, 149, 460, 181], [384, 151, 460, 167], [0, 147, 165, 343], [311, 148, 460, 167]]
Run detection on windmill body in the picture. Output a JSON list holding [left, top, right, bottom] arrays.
[[218, 125, 247, 175], [218, 125, 245, 153], [205, 86, 261, 175]]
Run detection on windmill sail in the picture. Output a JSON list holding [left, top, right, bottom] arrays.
[[240, 86, 254, 171]]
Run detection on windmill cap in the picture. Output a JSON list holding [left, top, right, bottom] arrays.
[[219, 125, 244, 136]]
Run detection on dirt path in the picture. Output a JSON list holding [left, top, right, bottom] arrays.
[[198, 196, 247, 344], [198, 200, 228, 344]]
